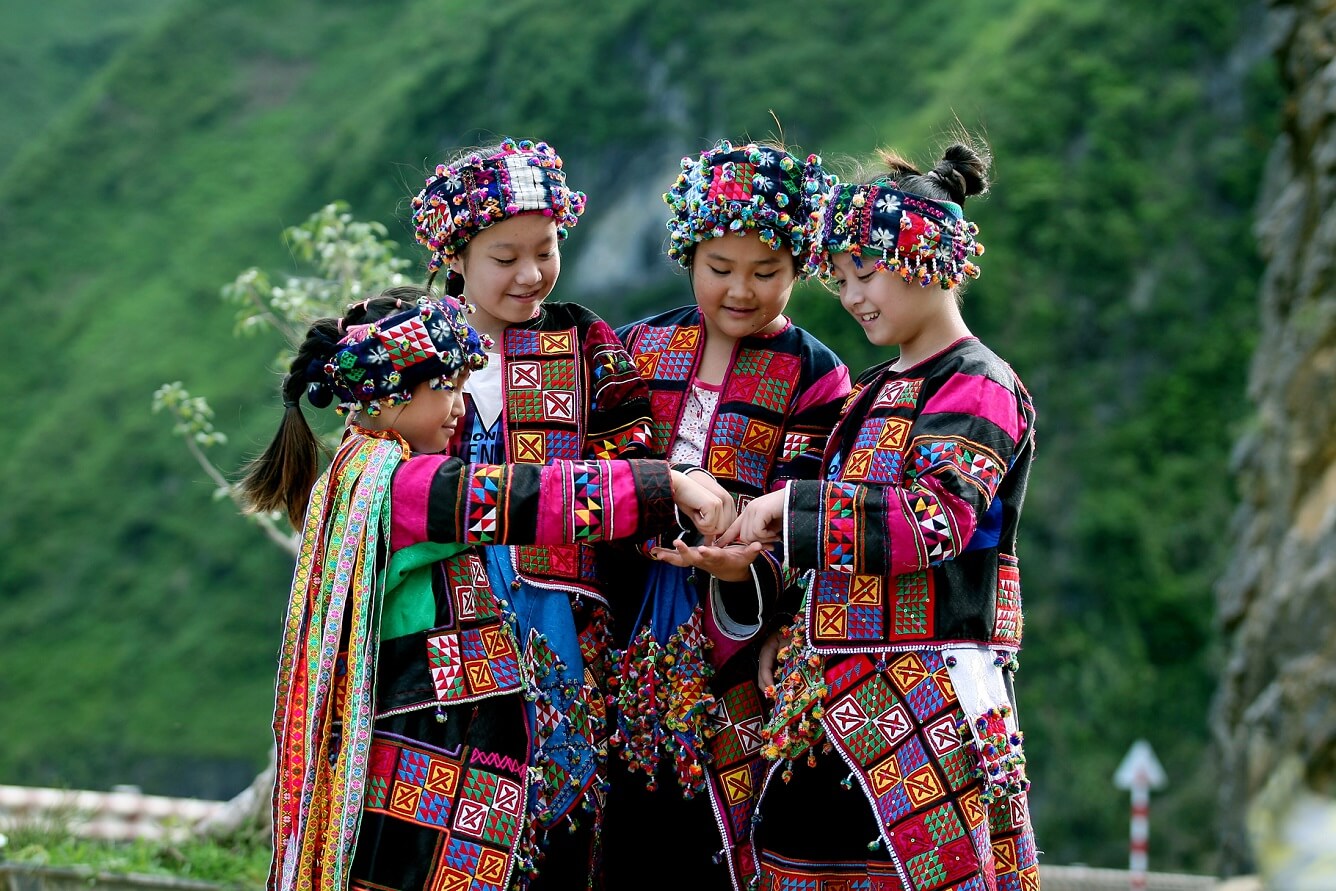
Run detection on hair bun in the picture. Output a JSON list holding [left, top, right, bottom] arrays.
[[931, 144, 990, 204]]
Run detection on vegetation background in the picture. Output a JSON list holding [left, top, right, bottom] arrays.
[[0, 0, 1280, 872]]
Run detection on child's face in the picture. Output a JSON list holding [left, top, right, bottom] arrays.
[[689, 231, 795, 344], [452, 214, 561, 336], [392, 370, 470, 454], [831, 252, 943, 348]]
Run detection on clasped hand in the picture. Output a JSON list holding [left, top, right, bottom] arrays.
[[661, 470, 762, 582]]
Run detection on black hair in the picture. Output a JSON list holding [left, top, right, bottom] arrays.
[[237, 285, 433, 529]]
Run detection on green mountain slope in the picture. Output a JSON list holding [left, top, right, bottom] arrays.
[[0, 0, 1277, 869]]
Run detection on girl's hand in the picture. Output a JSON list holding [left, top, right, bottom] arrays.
[[716, 488, 786, 546], [650, 539, 764, 582], [669, 470, 736, 537], [757, 627, 785, 690]]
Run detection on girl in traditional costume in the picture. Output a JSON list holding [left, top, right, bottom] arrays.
[[603, 141, 851, 890], [721, 142, 1042, 891], [409, 137, 680, 886], [244, 288, 733, 891]]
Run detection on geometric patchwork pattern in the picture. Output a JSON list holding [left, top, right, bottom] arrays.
[[909, 491, 956, 563], [892, 571, 934, 639], [872, 377, 923, 411], [821, 482, 860, 573], [708, 681, 766, 768], [813, 650, 1028, 891], [910, 438, 1002, 501], [992, 556, 1022, 647], [377, 317, 435, 370]]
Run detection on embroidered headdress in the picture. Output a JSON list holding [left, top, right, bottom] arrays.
[[663, 140, 834, 276], [811, 180, 985, 289], [309, 295, 488, 416], [410, 137, 587, 274]]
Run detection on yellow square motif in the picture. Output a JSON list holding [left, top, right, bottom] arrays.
[[720, 765, 753, 807], [876, 417, 911, 451], [844, 449, 873, 481], [425, 760, 460, 796], [815, 605, 847, 639], [850, 575, 882, 605], [903, 764, 944, 807], [668, 328, 700, 351], [538, 332, 573, 354], [868, 756, 903, 796], [512, 431, 545, 463]]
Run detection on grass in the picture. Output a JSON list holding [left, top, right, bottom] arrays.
[[1, 820, 268, 888]]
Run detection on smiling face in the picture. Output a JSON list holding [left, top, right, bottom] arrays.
[[452, 214, 561, 342], [831, 252, 958, 356], [385, 370, 470, 454], [689, 231, 796, 346]]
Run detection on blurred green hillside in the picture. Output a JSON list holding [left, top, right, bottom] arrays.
[[0, 0, 1278, 871]]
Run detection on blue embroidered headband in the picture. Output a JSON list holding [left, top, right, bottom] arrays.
[[811, 181, 984, 289], [411, 138, 587, 274], [310, 296, 489, 416], [663, 140, 834, 277]]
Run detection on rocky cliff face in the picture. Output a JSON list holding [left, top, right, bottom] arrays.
[[1214, 0, 1336, 879]]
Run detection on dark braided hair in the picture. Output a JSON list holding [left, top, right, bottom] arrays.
[[237, 285, 433, 529]]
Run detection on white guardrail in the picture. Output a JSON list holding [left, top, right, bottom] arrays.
[[0, 785, 227, 842]]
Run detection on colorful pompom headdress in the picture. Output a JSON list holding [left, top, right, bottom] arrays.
[[811, 180, 985, 289], [309, 296, 489, 416], [411, 138, 587, 274], [663, 140, 834, 276]]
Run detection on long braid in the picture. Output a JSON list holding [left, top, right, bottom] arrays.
[[236, 289, 429, 528]]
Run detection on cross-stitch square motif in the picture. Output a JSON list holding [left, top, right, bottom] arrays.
[[504, 329, 544, 354], [508, 361, 541, 389], [873, 378, 923, 411], [888, 652, 929, 693], [634, 351, 661, 380], [388, 781, 422, 820], [868, 448, 905, 484], [415, 790, 452, 827], [544, 429, 581, 459], [508, 389, 544, 422], [903, 762, 947, 809], [877, 417, 911, 451], [923, 801, 967, 845], [779, 431, 813, 462], [892, 571, 934, 638], [814, 603, 847, 640], [543, 390, 577, 423], [708, 683, 765, 766], [636, 325, 675, 353], [874, 781, 914, 825], [541, 357, 577, 389], [427, 632, 464, 700], [846, 604, 883, 640], [754, 374, 796, 412], [907, 676, 949, 723], [734, 445, 770, 490], [843, 448, 874, 481], [723, 373, 760, 405], [538, 331, 573, 355], [891, 811, 936, 858], [667, 326, 700, 352], [511, 431, 545, 463]]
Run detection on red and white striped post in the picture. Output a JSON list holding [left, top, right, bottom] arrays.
[[1113, 740, 1166, 890]]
